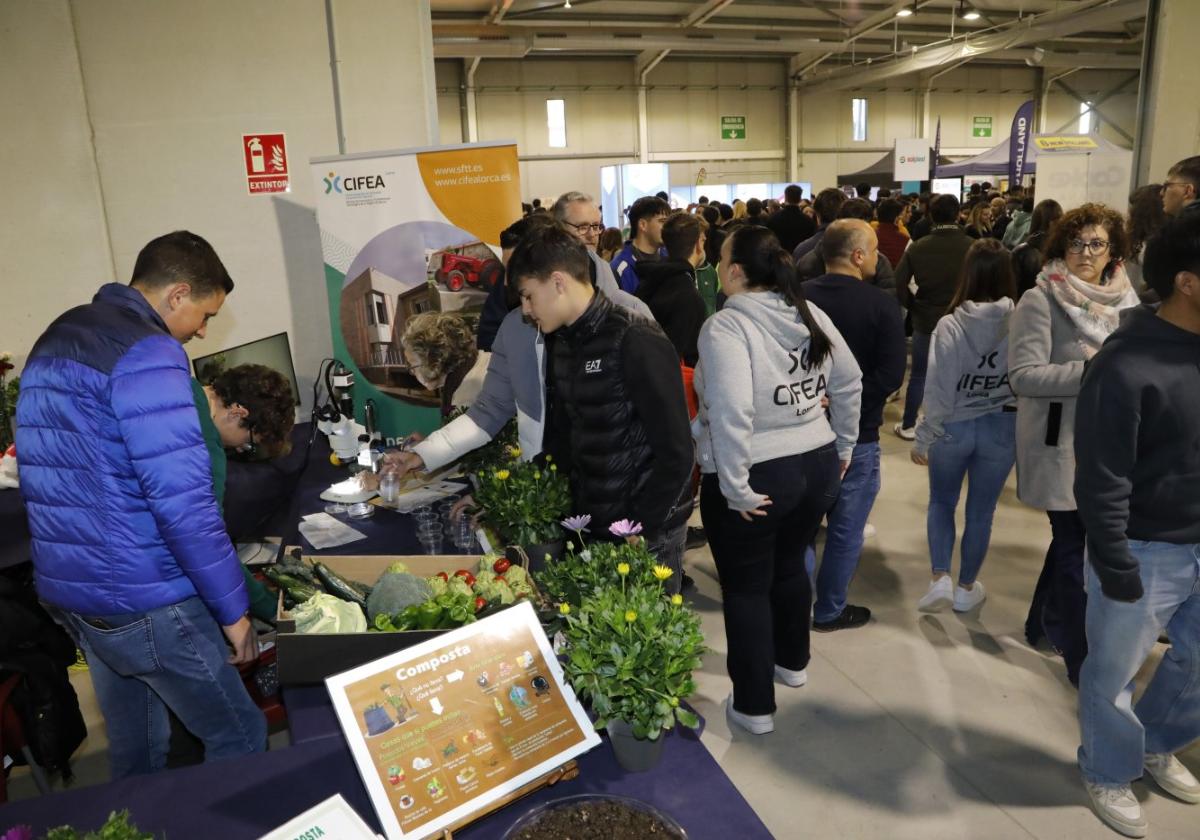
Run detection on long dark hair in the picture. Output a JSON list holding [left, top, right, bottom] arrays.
[[947, 238, 1018, 313], [1127, 184, 1166, 256], [1028, 199, 1063, 239], [727, 225, 833, 367]]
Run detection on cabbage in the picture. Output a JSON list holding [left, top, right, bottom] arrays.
[[293, 593, 367, 634]]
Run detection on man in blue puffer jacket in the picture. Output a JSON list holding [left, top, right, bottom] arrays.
[[16, 231, 266, 778]]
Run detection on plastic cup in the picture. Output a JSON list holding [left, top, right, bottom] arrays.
[[418, 534, 444, 555], [453, 516, 475, 550], [379, 474, 400, 504]]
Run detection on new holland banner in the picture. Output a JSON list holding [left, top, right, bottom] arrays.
[[310, 142, 522, 437]]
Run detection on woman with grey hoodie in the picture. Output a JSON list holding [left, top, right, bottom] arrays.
[[911, 239, 1018, 614], [694, 224, 862, 736]]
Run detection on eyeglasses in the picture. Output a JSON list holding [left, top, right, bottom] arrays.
[[564, 221, 604, 233], [1160, 181, 1193, 193], [1067, 238, 1110, 256]]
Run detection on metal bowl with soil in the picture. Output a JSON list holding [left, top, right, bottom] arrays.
[[502, 793, 686, 840]]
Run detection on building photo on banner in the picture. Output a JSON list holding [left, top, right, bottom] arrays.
[[8, 1, 1200, 839]]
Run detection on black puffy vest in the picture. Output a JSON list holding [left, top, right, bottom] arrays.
[[549, 294, 685, 534]]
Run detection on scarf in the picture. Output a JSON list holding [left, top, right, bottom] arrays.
[[1035, 258, 1139, 357]]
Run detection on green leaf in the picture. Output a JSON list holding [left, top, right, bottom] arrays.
[[675, 708, 700, 729]]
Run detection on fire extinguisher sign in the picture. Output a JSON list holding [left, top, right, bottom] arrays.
[[242, 133, 290, 195]]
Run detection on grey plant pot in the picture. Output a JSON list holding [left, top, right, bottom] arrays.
[[605, 719, 666, 772]]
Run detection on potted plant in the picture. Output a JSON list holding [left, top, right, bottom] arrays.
[[472, 456, 570, 572], [557, 521, 705, 772]]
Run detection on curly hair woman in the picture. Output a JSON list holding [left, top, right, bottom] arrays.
[[1007, 202, 1139, 685], [400, 311, 489, 416]]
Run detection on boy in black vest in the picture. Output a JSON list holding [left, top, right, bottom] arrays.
[[508, 224, 694, 593]]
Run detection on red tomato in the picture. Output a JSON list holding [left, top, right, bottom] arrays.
[[492, 558, 512, 575], [454, 570, 477, 586], [436, 572, 449, 582], [474, 596, 487, 612]]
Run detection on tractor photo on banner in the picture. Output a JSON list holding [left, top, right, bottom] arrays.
[[310, 142, 521, 439]]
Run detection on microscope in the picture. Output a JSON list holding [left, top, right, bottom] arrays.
[[314, 360, 381, 472]]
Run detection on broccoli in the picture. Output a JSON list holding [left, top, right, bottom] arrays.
[[367, 572, 433, 622], [386, 560, 410, 574]]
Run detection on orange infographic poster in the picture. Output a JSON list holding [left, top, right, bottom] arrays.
[[326, 602, 601, 839]]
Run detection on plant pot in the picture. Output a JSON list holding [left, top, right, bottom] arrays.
[[604, 719, 666, 772], [507, 539, 565, 574], [502, 793, 686, 840]]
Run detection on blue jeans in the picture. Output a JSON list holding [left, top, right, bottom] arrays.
[[901, 331, 932, 430], [1078, 541, 1200, 785], [926, 412, 1016, 586], [808, 441, 882, 623], [61, 597, 266, 778]]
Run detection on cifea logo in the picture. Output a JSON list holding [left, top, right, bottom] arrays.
[[323, 172, 342, 194], [323, 171, 386, 194]]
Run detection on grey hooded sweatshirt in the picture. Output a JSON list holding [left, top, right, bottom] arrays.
[[694, 291, 862, 512], [913, 298, 1016, 456]]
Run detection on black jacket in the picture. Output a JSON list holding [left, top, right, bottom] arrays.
[[546, 294, 694, 538], [632, 258, 707, 367], [766, 205, 817, 254], [802, 273, 907, 443], [895, 225, 974, 334], [909, 214, 933, 242], [1011, 231, 1048, 300], [1075, 305, 1200, 602]]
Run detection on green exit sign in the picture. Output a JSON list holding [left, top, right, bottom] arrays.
[[721, 115, 746, 140], [972, 116, 993, 138]]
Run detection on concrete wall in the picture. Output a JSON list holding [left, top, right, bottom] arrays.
[[436, 57, 1141, 205], [2, 0, 437, 412]]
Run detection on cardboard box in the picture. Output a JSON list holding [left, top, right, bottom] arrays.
[[275, 551, 484, 686]]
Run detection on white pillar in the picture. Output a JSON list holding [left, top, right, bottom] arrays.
[[637, 86, 649, 164], [1134, 0, 1200, 184]]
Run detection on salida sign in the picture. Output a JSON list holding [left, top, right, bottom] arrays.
[[243, 132, 289, 195]]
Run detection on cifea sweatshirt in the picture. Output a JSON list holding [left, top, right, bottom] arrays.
[[693, 291, 863, 511], [913, 298, 1016, 456]]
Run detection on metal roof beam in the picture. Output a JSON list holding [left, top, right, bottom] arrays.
[[681, 0, 738, 29]]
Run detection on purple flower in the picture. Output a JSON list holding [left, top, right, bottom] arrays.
[[608, 519, 643, 538], [561, 514, 592, 532], [2, 827, 34, 840]]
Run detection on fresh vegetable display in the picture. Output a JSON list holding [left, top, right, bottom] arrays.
[[365, 562, 434, 622], [371, 555, 539, 632], [291, 593, 367, 634]]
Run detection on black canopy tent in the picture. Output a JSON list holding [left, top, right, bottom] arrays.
[[837, 148, 957, 188]]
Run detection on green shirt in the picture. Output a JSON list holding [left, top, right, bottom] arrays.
[[190, 379, 276, 622], [695, 262, 719, 319]]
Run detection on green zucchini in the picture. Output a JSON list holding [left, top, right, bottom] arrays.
[[314, 563, 367, 608], [264, 567, 321, 604]]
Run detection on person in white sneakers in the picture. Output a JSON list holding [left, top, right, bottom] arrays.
[[1073, 213, 1200, 838], [911, 240, 1017, 614]]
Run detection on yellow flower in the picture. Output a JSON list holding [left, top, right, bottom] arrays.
[[653, 565, 673, 581], [550, 463, 558, 472], [668, 696, 679, 707], [507, 445, 522, 458], [670, 594, 683, 606], [533, 471, 541, 480], [494, 469, 510, 481], [624, 610, 637, 623], [558, 603, 571, 615], [617, 562, 630, 577]]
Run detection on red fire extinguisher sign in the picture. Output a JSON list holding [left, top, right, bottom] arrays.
[[242, 133, 289, 195]]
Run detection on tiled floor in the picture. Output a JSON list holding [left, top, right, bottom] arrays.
[[7, 402, 1199, 838]]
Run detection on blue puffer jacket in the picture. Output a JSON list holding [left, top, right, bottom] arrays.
[[16, 284, 247, 626]]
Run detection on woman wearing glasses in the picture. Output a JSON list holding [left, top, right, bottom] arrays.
[[1008, 203, 1139, 685]]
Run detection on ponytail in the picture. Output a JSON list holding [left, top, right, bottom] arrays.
[[728, 225, 834, 368]]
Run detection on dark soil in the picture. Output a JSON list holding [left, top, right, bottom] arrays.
[[511, 800, 684, 840]]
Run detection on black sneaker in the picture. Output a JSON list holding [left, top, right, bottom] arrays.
[[685, 526, 707, 550], [813, 605, 872, 632]]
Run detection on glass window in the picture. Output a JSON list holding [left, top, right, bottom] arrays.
[[1079, 101, 1093, 134], [851, 98, 868, 142], [547, 99, 567, 148]]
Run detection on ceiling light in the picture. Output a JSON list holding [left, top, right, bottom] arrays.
[[896, 7, 914, 17], [958, 1, 981, 20]]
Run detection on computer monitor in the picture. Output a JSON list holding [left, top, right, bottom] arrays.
[[192, 331, 301, 406]]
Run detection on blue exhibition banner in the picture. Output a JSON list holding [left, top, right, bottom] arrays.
[[1008, 100, 1035, 186]]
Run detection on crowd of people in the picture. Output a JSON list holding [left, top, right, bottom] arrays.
[[11, 153, 1200, 837]]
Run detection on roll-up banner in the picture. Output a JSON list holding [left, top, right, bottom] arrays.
[[1008, 100, 1035, 187], [310, 142, 522, 437]]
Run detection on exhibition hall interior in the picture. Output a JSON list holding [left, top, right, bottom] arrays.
[[3, 0, 1200, 838]]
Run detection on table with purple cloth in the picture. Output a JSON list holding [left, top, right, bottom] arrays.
[[2, 427, 772, 838]]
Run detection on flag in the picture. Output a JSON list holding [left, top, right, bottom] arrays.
[[1008, 100, 1035, 187]]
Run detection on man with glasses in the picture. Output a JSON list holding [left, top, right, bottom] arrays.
[[612, 195, 670, 294], [1161, 156, 1200, 217], [551, 191, 632, 304]]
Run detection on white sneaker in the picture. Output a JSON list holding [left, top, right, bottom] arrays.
[[774, 665, 807, 687], [1083, 780, 1147, 838], [953, 581, 987, 612], [893, 423, 916, 441], [862, 523, 877, 540], [917, 576, 953, 612], [725, 695, 774, 735], [1144, 752, 1200, 803]]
